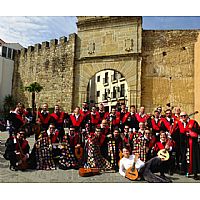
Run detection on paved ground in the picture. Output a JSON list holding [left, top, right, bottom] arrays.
[[1, 131, 200, 183]]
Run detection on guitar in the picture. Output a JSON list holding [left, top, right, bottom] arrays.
[[74, 129, 84, 160], [125, 153, 139, 181], [188, 111, 198, 118], [16, 139, 29, 170], [157, 149, 170, 161], [79, 167, 100, 177]]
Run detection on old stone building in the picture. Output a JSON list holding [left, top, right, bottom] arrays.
[[12, 16, 200, 121]]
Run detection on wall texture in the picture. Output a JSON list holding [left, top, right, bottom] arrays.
[[11, 17, 200, 121], [12, 34, 76, 112], [141, 30, 199, 116]]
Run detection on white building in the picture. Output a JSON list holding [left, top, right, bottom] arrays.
[[0, 39, 23, 106], [88, 70, 128, 112]]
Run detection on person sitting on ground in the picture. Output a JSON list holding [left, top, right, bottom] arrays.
[[119, 146, 172, 183]]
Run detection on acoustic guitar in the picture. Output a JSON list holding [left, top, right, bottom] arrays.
[[16, 139, 29, 170], [79, 167, 100, 177], [125, 154, 139, 181], [75, 130, 84, 160]]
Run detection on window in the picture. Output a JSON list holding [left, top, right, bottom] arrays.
[[112, 87, 116, 98], [8, 48, 12, 59], [104, 72, 109, 84], [97, 91, 100, 97], [97, 76, 100, 82], [120, 84, 125, 97], [2, 46, 7, 57]]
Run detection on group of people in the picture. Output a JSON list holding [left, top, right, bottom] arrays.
[[3, 101, 200, 182]]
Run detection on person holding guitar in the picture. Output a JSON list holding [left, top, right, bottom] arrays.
[[119, 146, 172, 182], [119, 146, 144, 178], [4, 128, 30, 171]]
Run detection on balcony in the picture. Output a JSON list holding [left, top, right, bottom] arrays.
[[111, 75, 117, 83], [103, 77, 109, 86]]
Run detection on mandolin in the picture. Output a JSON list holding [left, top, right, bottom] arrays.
[[125, 153, 139, 181], [157, 149, 170, 161], [79, 167, 100, 177]]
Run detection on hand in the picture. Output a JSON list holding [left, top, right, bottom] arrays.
[[165, 144, 170, 150], [186, 132, 190, 136], [76, 144, 81, 148], [107, 134, 112, 138]]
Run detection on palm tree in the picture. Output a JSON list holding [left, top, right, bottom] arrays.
[[25, 82, 43, 113]]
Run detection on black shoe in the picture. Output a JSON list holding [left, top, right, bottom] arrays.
[[168, 170, 174, 176], [193, 175, 200, 180]]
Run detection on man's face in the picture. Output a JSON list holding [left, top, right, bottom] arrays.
[[121, 105, 126, 111], [99, 104, 104, 111], [101, 120, 107, 128], [82, 103, 88, 109], [130, 107, 135, 113], [55, 106, 60, 113], [111, 108, 116, 114], [19, 132, 25, 140], [114, 130, 119, 137], [140, 107, 145, 114], [43, 104, 48, 111], [155, 111, 159, 118], [124, 126, 129, 133], [49, 125, 55, 134], [122, 148, 130, 158], [180, 114, 188, 122], [145, 130, 151, 139], [70, 129, 75, 136], [74, 107, 80, 114], [139, 123, 145, 130], [165, 111, 172, 118], [160, 133, 167, 142]]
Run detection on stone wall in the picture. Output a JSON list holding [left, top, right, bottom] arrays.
[[142, 30, 199, 114], [12, 34, 76, 112]]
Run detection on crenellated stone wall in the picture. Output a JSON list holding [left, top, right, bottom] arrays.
[[12, 34, 76, 112], [11, 17, 200, 122]]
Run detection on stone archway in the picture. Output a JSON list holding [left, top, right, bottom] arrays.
[[73, 55, 142, 110]]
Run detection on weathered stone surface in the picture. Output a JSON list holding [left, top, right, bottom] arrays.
[[12, 34, 76, 112], [11, 17, 200, 122]]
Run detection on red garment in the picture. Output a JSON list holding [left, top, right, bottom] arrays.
[[135, 113, 149, 123], [51, 112, 65, 124], [70, 114, 84, 127], [50, 130, 60, 143], [15, 139, 29, 154], [90, 112, 100, 125], [151, 118, 161, 132], [121, 112, 130, 124], [80, 109, 90, 118], [38, 112, 51, 125], [110, 111, 120, 126], [159, 118, 171, 132]]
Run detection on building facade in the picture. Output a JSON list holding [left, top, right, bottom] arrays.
[[12, 17, 200, 121], [0, 40, 23, 106], [88, 70, 128, 111]]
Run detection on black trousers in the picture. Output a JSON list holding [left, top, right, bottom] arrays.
[[179, 134, 187, 173], [141, 156, 172, 183]]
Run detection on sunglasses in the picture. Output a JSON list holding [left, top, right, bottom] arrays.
[[180, 115, 187, 117], [166, 113, 171, 114]]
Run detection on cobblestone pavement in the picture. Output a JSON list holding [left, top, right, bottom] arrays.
[[1, 131, 200, 183]]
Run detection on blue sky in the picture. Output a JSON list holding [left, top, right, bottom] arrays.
[[1, 16, 200, 47]]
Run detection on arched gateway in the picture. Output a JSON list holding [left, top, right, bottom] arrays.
[[73, 17, 143, 110]]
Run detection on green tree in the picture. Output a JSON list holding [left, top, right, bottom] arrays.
[[3, 95, 16, 119], [25, 82, 43, 113]]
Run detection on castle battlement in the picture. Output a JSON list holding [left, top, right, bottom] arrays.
[[19, 34, 76, 57]]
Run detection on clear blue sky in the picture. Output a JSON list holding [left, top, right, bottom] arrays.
[[1, 16, 200, 47]]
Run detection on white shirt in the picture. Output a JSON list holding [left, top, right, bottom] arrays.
[[119, 155, 145, 177]]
